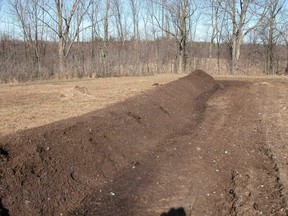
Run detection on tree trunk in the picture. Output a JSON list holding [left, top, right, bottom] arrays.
[[217, 43, 220, 74], [178, 40, 186, 73], [285, 44, 288, 75], [56, 0, 65, 75], [178, 0, 188, 73], [103, 0, 110, 77], [232, 36, 242, 73], [58, 37, 65, 76], [34, 44, 41, 76], [266, 4, 277, 75]]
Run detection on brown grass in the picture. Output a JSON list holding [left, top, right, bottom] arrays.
[[214, 74, 288, 80], [0, 74, 185, 136]]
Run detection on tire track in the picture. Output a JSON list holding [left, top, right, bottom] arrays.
[[227, 80, 288, 216], [255, 80, 288, 214]]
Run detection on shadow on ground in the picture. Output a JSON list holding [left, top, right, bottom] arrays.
[[161, 207, 186, 216]]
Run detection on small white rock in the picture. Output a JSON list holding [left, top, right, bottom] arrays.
[[110, 192, 115, 196], [196, 147, 201, 151], [24, 200, 31, 205]]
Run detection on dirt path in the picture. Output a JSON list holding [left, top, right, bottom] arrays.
[[1, 72, 288, 216]]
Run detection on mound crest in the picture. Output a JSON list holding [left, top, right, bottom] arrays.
[[0, 69, 218, 215]]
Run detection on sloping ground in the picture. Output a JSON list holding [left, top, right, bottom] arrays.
[[0, 70, 217, 216]]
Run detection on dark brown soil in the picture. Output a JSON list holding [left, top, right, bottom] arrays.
[[1, 70, 288, 216]]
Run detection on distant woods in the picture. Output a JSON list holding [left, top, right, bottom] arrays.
[[1, 0, 288, 82]]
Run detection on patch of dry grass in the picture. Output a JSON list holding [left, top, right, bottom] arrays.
[[214, 74, 288, 81]]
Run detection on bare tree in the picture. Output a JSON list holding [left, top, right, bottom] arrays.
[[9, 0, 45, 76], [0, 0, 4, 21], [88, 0, 101, 59], [102, 0, 110, 76], [218, 0, 268, 73], [207, 0, 226, 73], [40, 0, 91, 75], [277, 3, 288, 75], [111, 0, 126, 44], [129, 0, 140, 40], [56, 0, 78, 74], [262, 0, 285, 74], [153, 0, 197, 73], [209, 0, 218, 59]]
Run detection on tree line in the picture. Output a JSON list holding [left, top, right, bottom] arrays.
[[0, 0, 288, 82]]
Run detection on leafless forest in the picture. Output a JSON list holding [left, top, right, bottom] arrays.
[[1, 0, 288, 82]]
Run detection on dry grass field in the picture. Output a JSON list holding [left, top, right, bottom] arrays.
[[0, 74, 185, 136]]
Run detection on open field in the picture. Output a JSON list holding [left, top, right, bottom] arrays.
[[0, 74, 185, 136], [1, 73, 286, 137], [1, 72, 288, 215]]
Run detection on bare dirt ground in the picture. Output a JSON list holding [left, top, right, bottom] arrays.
[[1, 71, 288, 216]]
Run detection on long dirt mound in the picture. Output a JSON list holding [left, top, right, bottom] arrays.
[[0, 70, 218, 216]]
